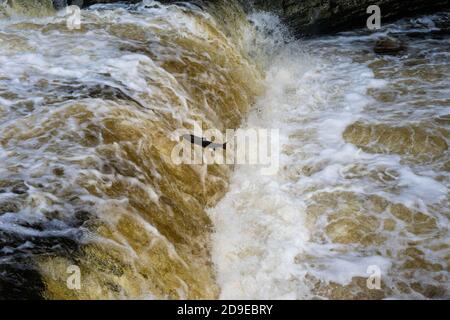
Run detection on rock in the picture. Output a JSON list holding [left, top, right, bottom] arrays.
[[374, 36, 407, 54], [71, 0, 83, 6], [53, 0, 142, 9], [52, 0, 66, 10], [250, 0, 450, 36], [431, 27, 450, 38], [76, 0, 140, 7]]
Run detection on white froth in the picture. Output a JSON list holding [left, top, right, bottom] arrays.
[[209, 12, 450, 299]]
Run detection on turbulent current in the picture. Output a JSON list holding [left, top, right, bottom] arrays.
[[0, 0, 449, 299]]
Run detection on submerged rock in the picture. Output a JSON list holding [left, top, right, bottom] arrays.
[[374, 36, 407, 54], [343, 121, 448, 161]]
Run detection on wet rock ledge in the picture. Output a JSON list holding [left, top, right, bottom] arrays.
[[53, 0, 450, 36], [250, 0, 450, 36]]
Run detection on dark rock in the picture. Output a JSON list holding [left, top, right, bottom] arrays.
[[78, 0, 140, 7], [0, 263, 46, 300], [71, 0, 84, 6], [374, 36, 407, 54], [11, 182, 29, 195], [53, 0, 141, 9], [0, 201, 20, 214], [431, 27, 450, 37], [52, 0, 67, 10], [250, 0, 450, 36]]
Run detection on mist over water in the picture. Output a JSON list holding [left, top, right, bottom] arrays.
[[0, 0, 449, 299]]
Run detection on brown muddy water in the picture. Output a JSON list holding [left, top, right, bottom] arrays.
[[0, 0, 449, 299]]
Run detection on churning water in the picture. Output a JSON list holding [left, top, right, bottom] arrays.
[[0, 0, 449, 299], [210, 12, 450, 299]]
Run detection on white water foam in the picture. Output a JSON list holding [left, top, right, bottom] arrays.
[[209, 12, 449, 299]]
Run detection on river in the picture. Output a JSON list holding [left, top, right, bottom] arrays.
[[0, 0, 448, 299]]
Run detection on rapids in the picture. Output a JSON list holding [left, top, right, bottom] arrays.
[[0, 0, 262, 299], [0, 0, 449, 300], [210, 12, 450, 299]]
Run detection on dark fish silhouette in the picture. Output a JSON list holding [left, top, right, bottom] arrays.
[[182, 134, 227, 150]]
